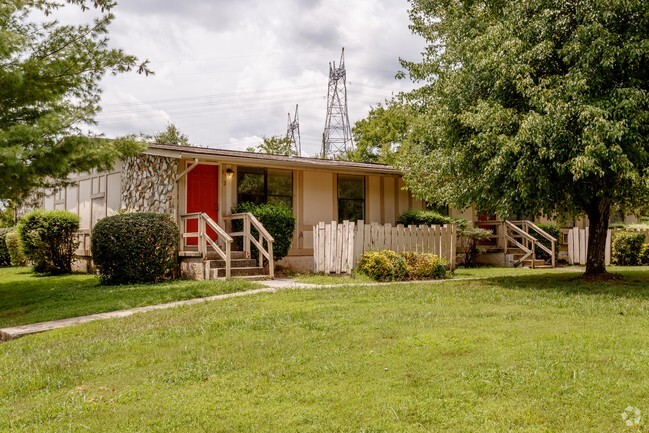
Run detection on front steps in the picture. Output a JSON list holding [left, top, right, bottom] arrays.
[[179, 251, 268, 280]]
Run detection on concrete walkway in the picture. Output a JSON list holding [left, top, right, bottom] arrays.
[[0, 278, 474, 342]]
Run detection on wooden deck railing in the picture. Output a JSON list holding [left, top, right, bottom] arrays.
[[505, 221, 537, 267], [223, 212, 275, 278], [180, 212, 233, 278]]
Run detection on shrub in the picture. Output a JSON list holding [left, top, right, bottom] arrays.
[[232, 202, 296, 262], [396, 209, 469, 230], [457, 225, 493, 267], [358, 250, 407, 282], [92, 212, 178, 284], [400, 251, 447, 280], [611, 231, 646, 266], [17, 210, 79, 274], [0, 228, 11, 267], [533, 223, 561, 263], [639, 244, 649, 266], [5, 229, 27, 266]]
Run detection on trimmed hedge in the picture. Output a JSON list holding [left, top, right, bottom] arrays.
[[358, 250, 407, 282], [232, 202, 296, 262], [0, 228, 11, 267], [639, 244, 649, 266], [611, 231, 646, 266], [91, 212, 178, 285], [396, 209, 468, 230], [5, 229, 27, 266], [18, 210, 79, 274], [358, 250, 447, 282]]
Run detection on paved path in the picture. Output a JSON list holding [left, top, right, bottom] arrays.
[[0, 278, 476, 342]]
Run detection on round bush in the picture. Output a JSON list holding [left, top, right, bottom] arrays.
[[91, 212, 178, 284], [5, 229, 27, 266], [233, 202, 296, 262], [18, 210, 79, 274], [612, 231, 646, 266], [0, 228, 11, 267], [400, 251, 447, 280], [358, 250, 407, 282], [397, 209, 469, 230]]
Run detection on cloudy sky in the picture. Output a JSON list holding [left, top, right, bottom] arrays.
[[91, 0, 426, 156]]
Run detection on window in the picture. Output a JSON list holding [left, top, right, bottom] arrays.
[[237, 167, 293, 208], [338, 174, 364, 222]]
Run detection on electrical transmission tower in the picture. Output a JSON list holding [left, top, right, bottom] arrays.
[[286, 104, 301, 156], [322, 48, 353, 158]]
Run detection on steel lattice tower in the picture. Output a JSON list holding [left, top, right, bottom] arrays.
[[322, 48, 353, 158], [286, 104, 301, 156]]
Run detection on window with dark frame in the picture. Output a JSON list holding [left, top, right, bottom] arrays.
[[237, 167, 293, 208], [337, 174, 365, 223]]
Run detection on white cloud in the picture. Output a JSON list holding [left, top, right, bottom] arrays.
[[93, 0, 425, 155]]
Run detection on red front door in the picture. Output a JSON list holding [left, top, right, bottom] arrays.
[[186, 164, 219, 246]]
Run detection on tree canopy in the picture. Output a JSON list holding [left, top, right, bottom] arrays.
[[347, 98, 417, 166], [396, 0, 648, 274], [247, 135, 297, 157], [0, 0, 150, 203], [152, 123, 191, 146]]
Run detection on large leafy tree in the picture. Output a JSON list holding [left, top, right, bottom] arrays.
[[399, 0, 648, 275], [0, 0, 150, 203], [152, 123, 192, 146], [347, 98, 417, 165], [247, 135, 297, 157]]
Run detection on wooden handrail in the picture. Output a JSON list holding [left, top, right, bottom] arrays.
[[525, 221, 557, 242], [222, 212, 275, 278], [179, 213, 233, 278], [505, 221, 536, 242]]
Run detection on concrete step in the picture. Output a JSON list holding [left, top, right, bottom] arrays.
[[210, 267, 266, 279], [208, 258, 257, 268]]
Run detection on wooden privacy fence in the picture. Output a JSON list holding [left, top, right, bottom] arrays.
[[313, 221, 457, 274], [568, 227, 649, 266]]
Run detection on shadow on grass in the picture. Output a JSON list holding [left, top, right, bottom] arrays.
[[474, 268, 649, 299]]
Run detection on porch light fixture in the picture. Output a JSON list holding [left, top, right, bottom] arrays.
[[226, 168, 234, 179]]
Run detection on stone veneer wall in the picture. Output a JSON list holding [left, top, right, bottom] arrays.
[[121, 154, 177, 215]]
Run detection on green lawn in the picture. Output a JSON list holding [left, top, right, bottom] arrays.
[[0, 267, 260, 328], [1, 267, 648, 431]]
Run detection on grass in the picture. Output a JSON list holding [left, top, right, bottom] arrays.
[[292, 272, 375, 285], [0, 267, 261, 328], [1, 267, 649, 431]]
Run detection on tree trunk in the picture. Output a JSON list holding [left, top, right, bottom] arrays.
[[585, 198, 611, 275]]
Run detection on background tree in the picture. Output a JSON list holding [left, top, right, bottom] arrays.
[[0, 0, 151, 203], [397, 0, 648, 276], [247, 135, 297, 156], [346, 98, 416, 165], [152, 123, 191, 146]]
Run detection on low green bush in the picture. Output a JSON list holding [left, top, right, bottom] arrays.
[[533, 223, 561, 263], [611, 231, 646, 266], [232, 202, 296, 262], [359, 250, 447, 281], [396, 209, 468, 230], [0, 228, 11, 267], [17, 210, 79, 274], [91, 212, 178, 285], [638, 244, 649, 266], [5, 229, 27, 266], [358, 250, 407, 282], [457, 225, 493, 268], [400, 251, 447, 280]]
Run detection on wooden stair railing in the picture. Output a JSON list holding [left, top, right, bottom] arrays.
[[504, 220, 537, 267], [522, 220, 557, 268], [223, 212, 275, 278], [180, 212, 233, 278]]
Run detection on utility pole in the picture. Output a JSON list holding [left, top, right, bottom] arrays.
[[322, 48, 353, 158], [286, 104, 301, 156]]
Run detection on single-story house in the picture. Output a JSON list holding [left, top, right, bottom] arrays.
[[27, 143, 472, 275]]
